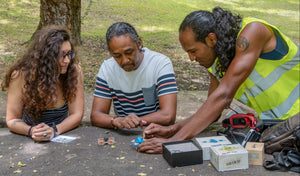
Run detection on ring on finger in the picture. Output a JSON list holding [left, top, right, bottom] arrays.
[[43, 133, 47, 137]]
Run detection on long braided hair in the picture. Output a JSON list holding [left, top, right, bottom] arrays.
[[179, 7, 242, 77]]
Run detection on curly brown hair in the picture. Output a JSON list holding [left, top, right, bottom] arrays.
[[1, 25, 79, 121]]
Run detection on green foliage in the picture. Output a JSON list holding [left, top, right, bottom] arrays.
[[0, 0, 299, 92]]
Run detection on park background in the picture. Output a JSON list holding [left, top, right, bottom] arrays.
[[0, 0, 299, 125], [0, 1, 299, 175]]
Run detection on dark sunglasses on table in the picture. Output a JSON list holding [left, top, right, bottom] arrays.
[[62, 51, 75, 59]]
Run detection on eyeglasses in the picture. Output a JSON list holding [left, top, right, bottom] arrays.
[[62, 51, 75, 60]]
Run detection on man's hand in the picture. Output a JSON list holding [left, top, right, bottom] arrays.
[[137, 137, 169, 154], [143, 123, 174, 139], [113, 114, 147, 129], [31, 123, 55, 142]]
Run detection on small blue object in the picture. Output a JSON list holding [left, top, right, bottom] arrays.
[[209, 139, 218, 143], [131, 136, 144, 147]]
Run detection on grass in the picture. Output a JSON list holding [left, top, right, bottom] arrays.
[[0, 0, 299, 92]]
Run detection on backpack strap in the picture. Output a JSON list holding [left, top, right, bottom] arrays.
[[263, 147, 300, 173]]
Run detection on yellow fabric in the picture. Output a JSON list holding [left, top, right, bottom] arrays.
[[208, 17, 299, 120]]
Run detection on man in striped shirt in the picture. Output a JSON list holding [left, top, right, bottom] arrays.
[[90, 22, 178, 130]]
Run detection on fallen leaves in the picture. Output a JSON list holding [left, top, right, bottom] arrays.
[[17, 161, 26, 167], [13, 169, 22, 174]]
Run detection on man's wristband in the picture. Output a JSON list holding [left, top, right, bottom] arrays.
[[110, 116, 118, 129]]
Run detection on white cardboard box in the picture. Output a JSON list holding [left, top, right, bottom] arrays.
[[210, 144, 248, 171], [195, 136, 232, 160]]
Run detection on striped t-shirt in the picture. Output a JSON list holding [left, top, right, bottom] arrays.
[[94, 47, 178, 117], [22, 102, 69, 126]]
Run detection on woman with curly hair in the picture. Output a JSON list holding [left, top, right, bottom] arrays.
[[137, 7, 299, 154], [2, 25, 84, 142]]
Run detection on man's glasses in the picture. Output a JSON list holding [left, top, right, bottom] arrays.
[[62, 51, 75, 60]]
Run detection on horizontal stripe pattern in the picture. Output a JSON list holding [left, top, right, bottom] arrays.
[[94, 77, 111, 98], [157, 73, 177, 96], [94, 74, 177, 117], [23, 102, 69, 126]]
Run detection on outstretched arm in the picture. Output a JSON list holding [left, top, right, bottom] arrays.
[[138, 22, 275, 153], [169, 22, 275, 141]]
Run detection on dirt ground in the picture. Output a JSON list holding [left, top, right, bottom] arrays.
[[0, 90, 256, 128]]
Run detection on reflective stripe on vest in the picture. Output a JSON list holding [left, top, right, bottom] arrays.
[[208, 17, 300, 120]]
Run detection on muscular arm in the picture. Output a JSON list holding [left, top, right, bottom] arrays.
[[55, 65, 84, 134], [169, 22, 275, 141]]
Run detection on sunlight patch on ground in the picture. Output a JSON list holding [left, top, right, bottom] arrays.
[[0, 19, 10, 25], [237, 7, 298, 19], [0, 42, 13, 56], [0, 129, 11, 136], [21, 0, 31, 3], [21, 142, 48, 155], [141, 26, 172, 32], [212, 0, 240, 6]]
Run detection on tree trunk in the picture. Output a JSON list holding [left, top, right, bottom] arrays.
[[33, 0, 81, 46]]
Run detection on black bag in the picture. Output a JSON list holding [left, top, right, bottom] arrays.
[[259, 114, 300, 154], [263, 147, 300, 173]]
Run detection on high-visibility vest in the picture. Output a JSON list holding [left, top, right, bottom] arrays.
[[208, 17, 299, 120]]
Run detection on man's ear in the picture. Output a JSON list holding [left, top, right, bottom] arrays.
[[138, 37, 143, 50], [205, 33, 217, 48]]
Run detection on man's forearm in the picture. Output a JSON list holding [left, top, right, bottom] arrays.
[[140, 110, 176, 126], [91, 112, 114, 128]]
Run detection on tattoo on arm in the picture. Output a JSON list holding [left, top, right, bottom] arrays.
[[12, 119, 24, 126], [236, 36, 249, 52]]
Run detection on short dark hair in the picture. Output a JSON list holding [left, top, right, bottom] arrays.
[[106, 22, 140, 50]]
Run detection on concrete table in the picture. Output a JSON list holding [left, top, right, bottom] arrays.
[[0, 127, 297, 176]]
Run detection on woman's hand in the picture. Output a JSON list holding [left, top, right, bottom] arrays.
[[31, 123, 55, 142]]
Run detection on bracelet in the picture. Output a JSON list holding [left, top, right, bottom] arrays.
[[52, 122, 58, 133], [110, 116, 118, 129], [28, 126, 33, 139], [51, 122, 58, 137]]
